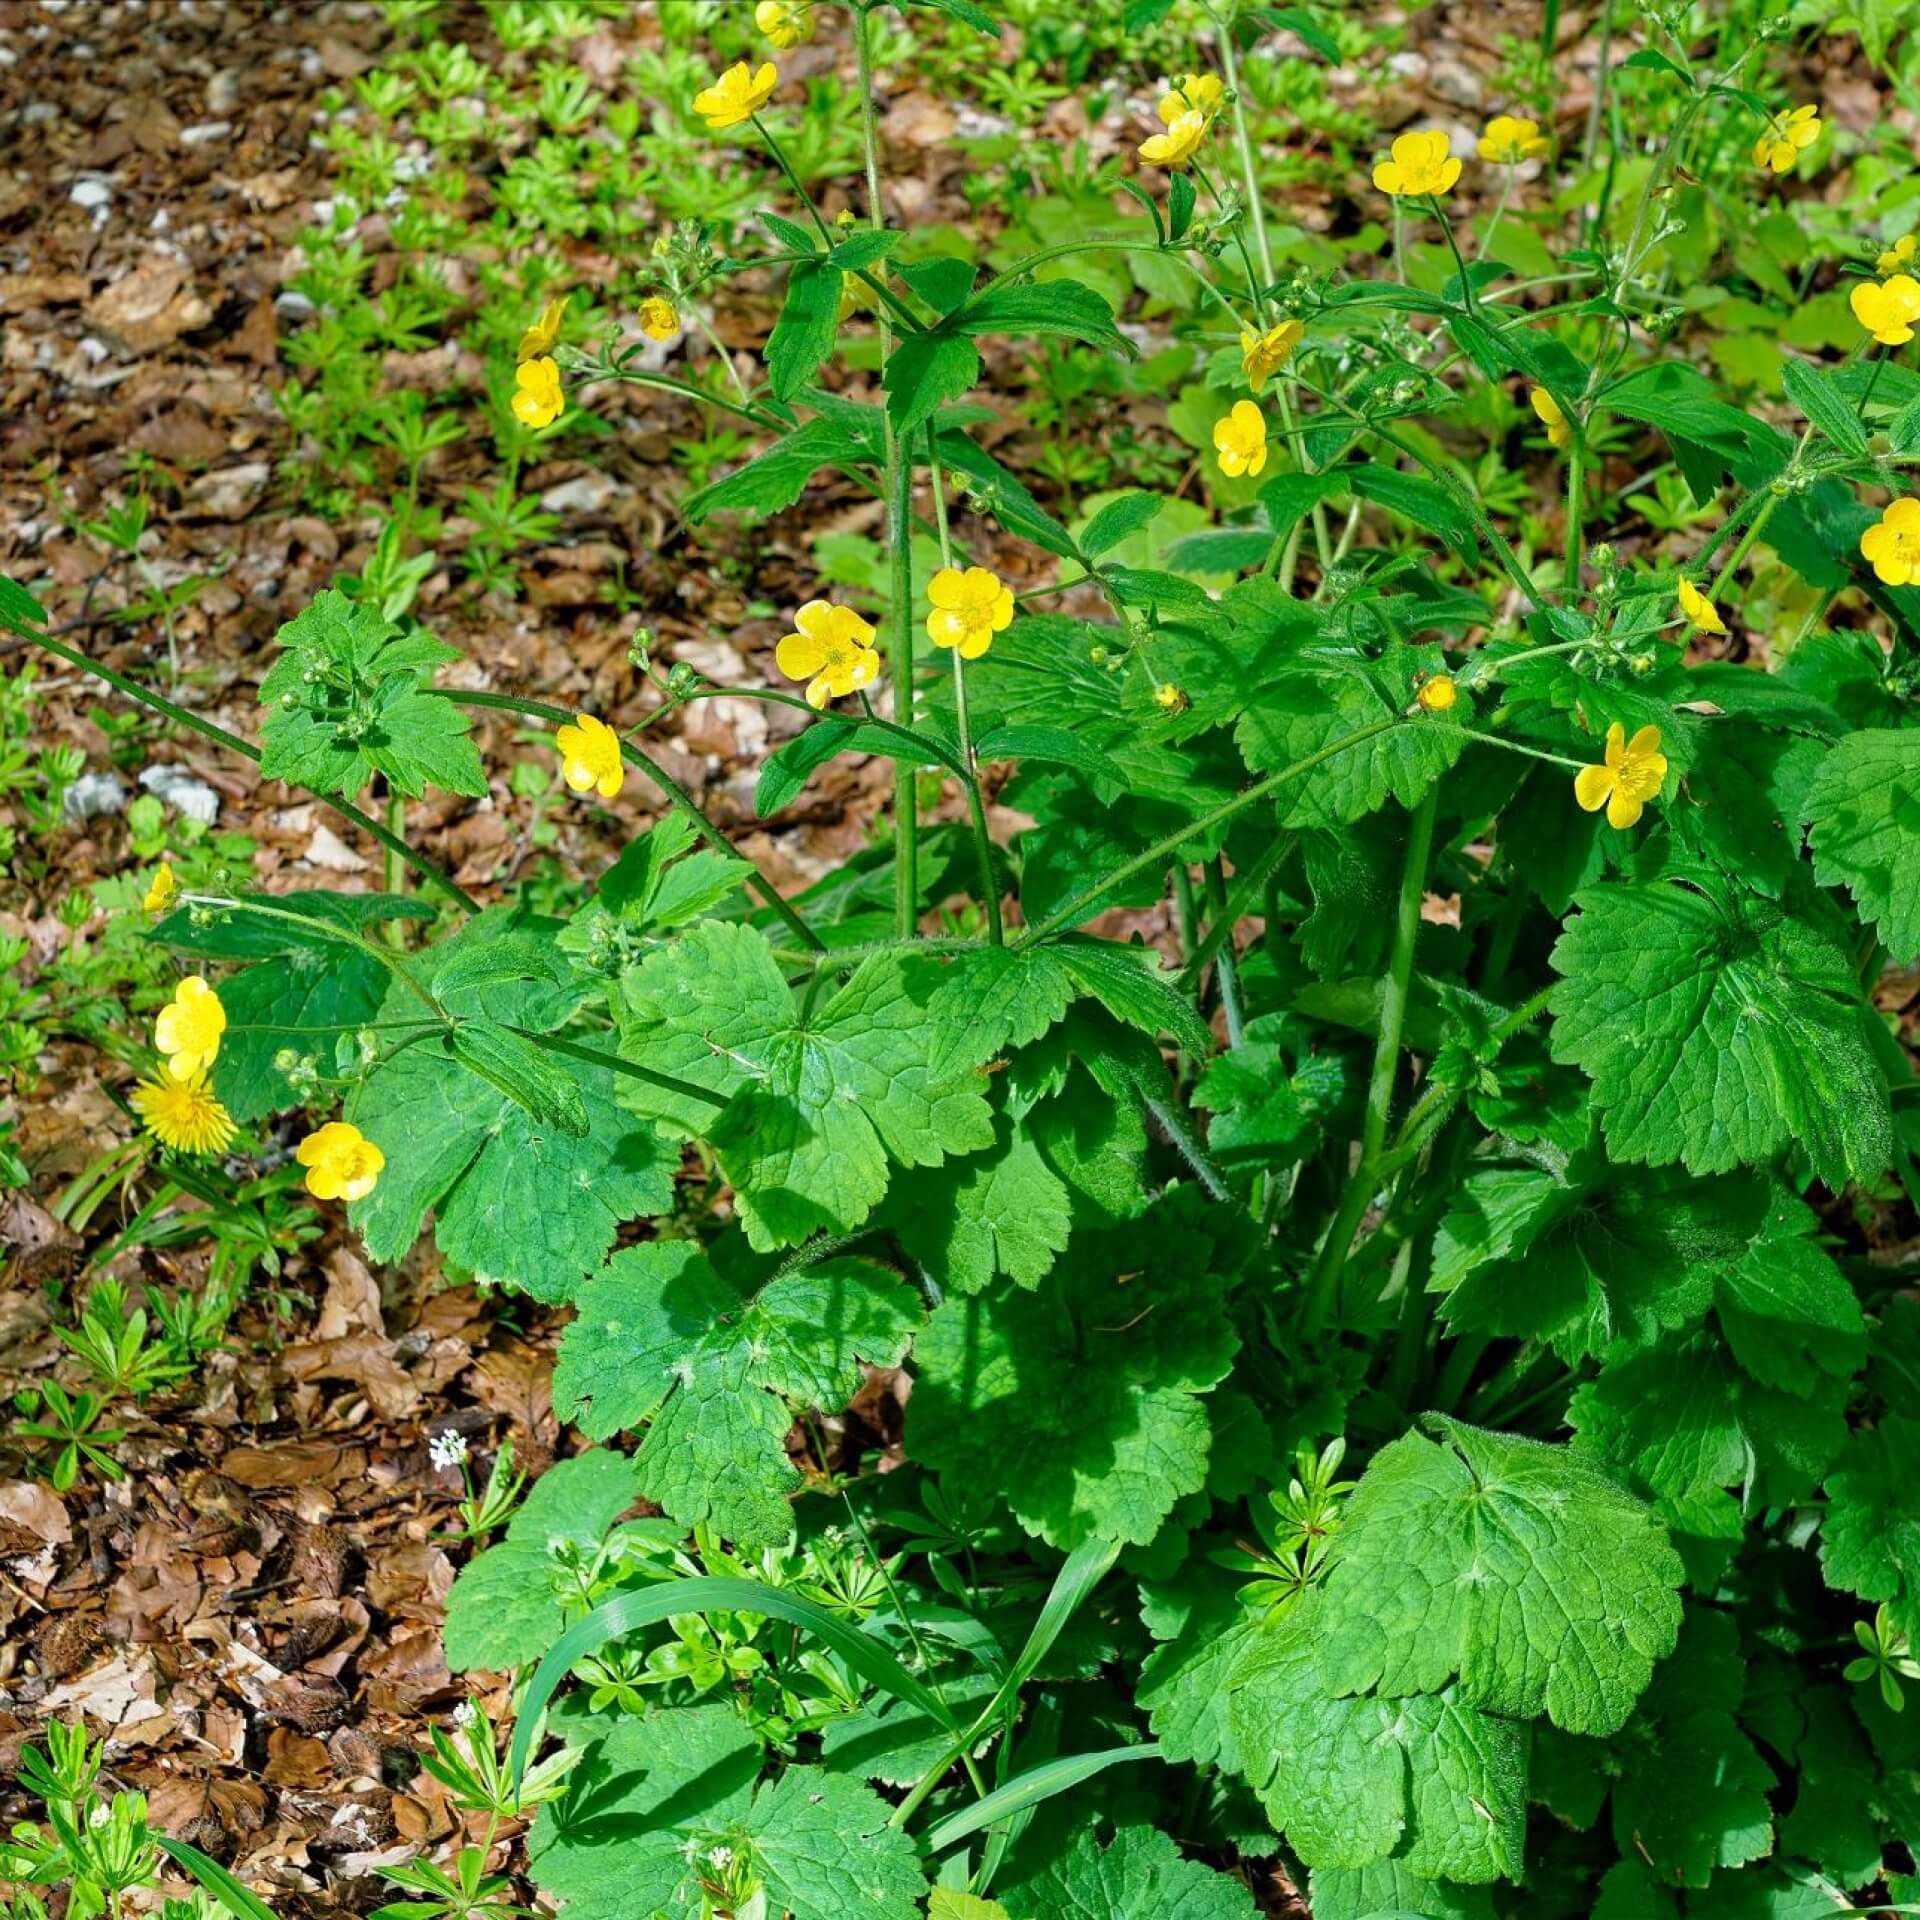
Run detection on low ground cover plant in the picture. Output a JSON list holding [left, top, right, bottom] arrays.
[[9, 0, 1920, 1916]]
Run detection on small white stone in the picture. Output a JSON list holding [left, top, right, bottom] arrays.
[[179, 121, 232, 145], [63, 770, 128, 824], [139, 764, 220, 826]]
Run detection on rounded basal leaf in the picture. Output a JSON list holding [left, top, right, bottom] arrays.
[[1226, 1592, 1526, 1882], [1311, 1416, 1684, 1737]]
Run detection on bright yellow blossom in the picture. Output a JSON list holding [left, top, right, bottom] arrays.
[[1676, 578, 1727, 637], [1879, 235, 1918, 278], [1851, 275, 1920, 347], [926, 566, 1015, 660], [639, 296, 679, 341], [513, 356, 565, 430], [755, 0, 814, 47], [1212, 400, 1268, 479], [1155, 683, 1189, 714], [1241, 320, 1304, 393], [1752, 103, 1821, 175], [143, 864, 179, 914], [1372, 130, 1462, 199], [1530, 386, 1572, 450], [1574, 722, 1668, 831], [1860, 498, 1920, 585], [1479, 115, 1549, 165], [1417, 675, 1458, 713], [555, 713, 625, 800], [297, 1121, 385, 1203], [155, 975, 225, 1082], [131, 1072, 235, 1157], [1139, 109, 1208, 170], [777, 600, 882, 709], [1157, 73, 1224, 123], [517, 295, 569, 363], [694, 60, 779, 133]]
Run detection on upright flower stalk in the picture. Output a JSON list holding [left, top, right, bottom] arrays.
[[1214, 10, 1333, 587], [855, 0, 918, 936], [925, 435, 1003, 946]]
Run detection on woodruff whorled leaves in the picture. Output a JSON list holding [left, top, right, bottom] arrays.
[[31, 1, 1920, 1917]]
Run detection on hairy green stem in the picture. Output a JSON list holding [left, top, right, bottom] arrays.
[[1301, 789, 1436, 1337], [927, 430, 1002, 945], [1018, 719, 1401, 946], [1204, 859, 1246, 1049], [855, 5, 918, 940], [1707, 494, 1779, 605]]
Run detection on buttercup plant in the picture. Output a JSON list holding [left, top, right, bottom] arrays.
[[11, 1, 1920, 1917]]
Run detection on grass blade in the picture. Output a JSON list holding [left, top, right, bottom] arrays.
[[155, 1837, 279, 1920], [922, 1745, 1163, 1854]]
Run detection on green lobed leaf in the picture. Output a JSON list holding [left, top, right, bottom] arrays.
[[1227, 1591, 1527, 1882], [1799, 726, 1920, 962], [551, 1240, 921, 1548], [1312, 1416, 1684, 1737], [617, 922, 994, 1250], [1006, 1823, 1257, 1919], [910, 1195, 1239, 1548], [257, 589, 485, 802], [1548, 872, 1892, 1189]]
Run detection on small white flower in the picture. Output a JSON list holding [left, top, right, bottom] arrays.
[[708, 1845, 734, 1871], [451, 1700, 479, 1731], [89, 1804, 111, 1828], [429, 1429, 469, 1471]]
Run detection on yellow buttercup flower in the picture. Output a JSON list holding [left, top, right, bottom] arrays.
[[1851, 275, 1920, 347], [518, 294, 569, 363], [297, 1121, 385, 1203], [755, 0, 814, 47], [1372, 130, 1462, 198], [777, 600, 882, 709], [926, 566, 1015, 660], [131, 1072, 235, 1157], [1157, 73, 1224, 123], [694, 60, 779, 133], [1676, 578, 1727, 637], [555, 712, 625, 800], [513, 356, 565, 430], [1530, 386, 1572, 450], [1860, 498, 1920, 585], [1240, 320, 1304, 393], [639, 296, 679, 341], [1479, 115, 1549, 165], [1574, 722, 1668, 831], [1752, 102, 1821, 175], [1417, 674, 1458, 713], [1878, 235, 1918, 277], [1139, 109, 1208, 170], [143, 863, 179, 914], [1212, 400, 1268, 479], [1155, 683, 1189, 714], [154, 975, 226, 1082]]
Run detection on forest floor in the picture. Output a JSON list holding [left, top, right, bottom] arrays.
[[0, 1, 1911, 1915]]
